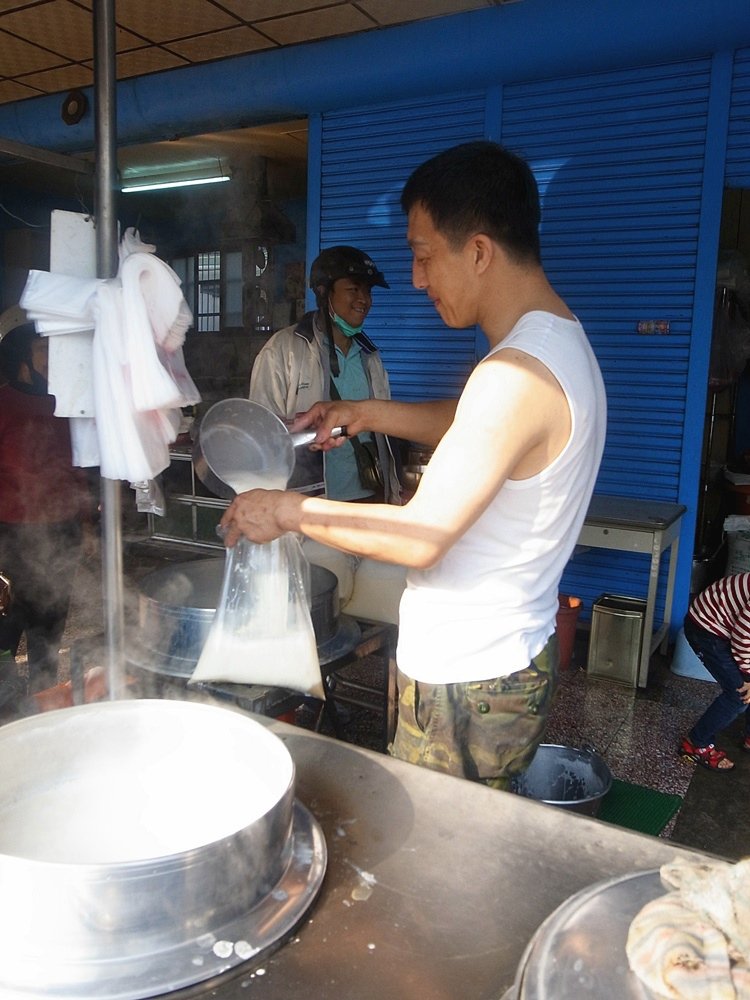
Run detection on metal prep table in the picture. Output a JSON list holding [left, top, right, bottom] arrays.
[[578, 495, 687, 688], [191, 717, 708, 1000]]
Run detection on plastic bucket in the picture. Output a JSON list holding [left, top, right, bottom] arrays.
[[556, 595, 582, 671], [670, 627, 713, 683], [511, 744, 612, 817]]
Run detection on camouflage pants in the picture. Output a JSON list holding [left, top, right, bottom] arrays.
[[389, 635, 559, 791]]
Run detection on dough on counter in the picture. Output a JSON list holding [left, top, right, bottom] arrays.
[[626, 857, 750, 1000], [660, 858, 750, 965]]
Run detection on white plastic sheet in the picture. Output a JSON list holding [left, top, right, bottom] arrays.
[[19, 228, 201, 482]]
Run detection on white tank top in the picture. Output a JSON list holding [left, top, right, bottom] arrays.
[[397, 311, 607, 683]]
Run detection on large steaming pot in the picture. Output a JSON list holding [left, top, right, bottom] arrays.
[[0, 699, 326, 999], [132, 556, 339, 678]]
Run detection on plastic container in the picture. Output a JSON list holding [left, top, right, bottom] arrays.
[[670, 627, 713, 682], [556, 595, 582, 671]]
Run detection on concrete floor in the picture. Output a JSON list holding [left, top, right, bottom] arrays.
[[544, 634, 745, 855], [670, 714, 750, 861], [23, 535, 749, 865]]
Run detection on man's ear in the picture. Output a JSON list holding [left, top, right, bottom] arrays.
[[470, 233, 494, 275], [16, 360, 32, 385]]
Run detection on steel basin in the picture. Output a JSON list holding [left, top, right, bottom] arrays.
[[0, 699, 326, 998], [133, 557, 339, 677], [510, 744, 612, 817]]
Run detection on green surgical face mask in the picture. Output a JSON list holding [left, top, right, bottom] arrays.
[[331, 310, 364, 337]]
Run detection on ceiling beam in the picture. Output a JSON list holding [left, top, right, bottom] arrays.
[[0, 136, 93, 175]]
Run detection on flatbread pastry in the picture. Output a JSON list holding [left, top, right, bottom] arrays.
[[626, 858, 750, 999]]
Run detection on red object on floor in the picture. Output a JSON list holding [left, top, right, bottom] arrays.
[[556, 594, 582, 671], [274, 710, 298, 725], [30, 666, 120, 713], [31, 682, 74, 712]]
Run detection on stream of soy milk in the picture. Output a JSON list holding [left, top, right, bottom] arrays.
[[222, 471, 288, 493]]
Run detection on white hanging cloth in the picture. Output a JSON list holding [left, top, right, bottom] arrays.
[[20, 229, 200, 482]]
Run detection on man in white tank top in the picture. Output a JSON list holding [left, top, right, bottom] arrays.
[[221, 141, 607, 789]]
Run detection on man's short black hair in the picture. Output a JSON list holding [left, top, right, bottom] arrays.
[[400, 140, 541, 265]]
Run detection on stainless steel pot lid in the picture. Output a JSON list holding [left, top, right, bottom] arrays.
[[513, 870, 663, 999]]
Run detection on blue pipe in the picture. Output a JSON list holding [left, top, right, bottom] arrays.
[[0, 0, 748, 153]]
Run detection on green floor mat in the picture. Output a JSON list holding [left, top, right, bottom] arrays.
[[597, 778, 683, 836]]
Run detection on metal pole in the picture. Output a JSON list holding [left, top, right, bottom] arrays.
[[93, 0, 125, 700]]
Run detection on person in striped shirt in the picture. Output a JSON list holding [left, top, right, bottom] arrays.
[[679, 573, 750, 772]]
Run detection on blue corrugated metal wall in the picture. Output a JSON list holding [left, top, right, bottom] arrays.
[[316, 61, 716, 623], [499, 59, 713, 618], [502, 60, 711, 502], [316, 92, 486, 400], [727, 48, 750, 187]]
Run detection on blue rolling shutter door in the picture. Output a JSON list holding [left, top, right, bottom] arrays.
[[726, 48, 750, 186], [318, 93, 485, 401], [500, 60, 712, 618]]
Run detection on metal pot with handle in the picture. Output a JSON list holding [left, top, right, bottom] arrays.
[[193, 398, 344, 500]]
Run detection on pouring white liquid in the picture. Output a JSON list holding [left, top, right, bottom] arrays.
[[222, 470, 288, 493], [198, 410, 294, 495]]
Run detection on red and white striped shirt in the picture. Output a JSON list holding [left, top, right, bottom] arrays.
[[688, 573, 750, 673]]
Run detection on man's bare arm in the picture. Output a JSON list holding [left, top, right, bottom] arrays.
[[292, 397, 458, 450]]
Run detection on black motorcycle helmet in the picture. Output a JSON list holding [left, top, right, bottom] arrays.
[[309, 245, 388, 307]]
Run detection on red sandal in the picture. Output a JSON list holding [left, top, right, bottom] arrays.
[[740, 736, 750, 754], [679, 737, 735, 772]]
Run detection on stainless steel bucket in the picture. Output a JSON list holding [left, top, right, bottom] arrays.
[[510, 744, 612, 817], [0, 699, 326, 999], [133, 556, 339, 677]]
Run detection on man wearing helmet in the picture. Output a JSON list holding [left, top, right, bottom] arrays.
[[248, 245, 406, 624], [224, 142, 606, 788], [249, 245, 401, 504]]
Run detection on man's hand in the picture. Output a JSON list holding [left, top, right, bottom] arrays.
[[738, 675, 750, 705], [219, 489, 303, 547], [291, 397, 456, 451], [291, 400, 368, 449]]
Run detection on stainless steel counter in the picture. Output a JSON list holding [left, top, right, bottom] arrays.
[[194, 719, 708, 1000]]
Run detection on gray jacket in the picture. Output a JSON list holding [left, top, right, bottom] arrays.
[[249, 311, 401, 503]]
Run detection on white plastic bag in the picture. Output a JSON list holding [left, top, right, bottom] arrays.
[[190, 534, 324, 699]]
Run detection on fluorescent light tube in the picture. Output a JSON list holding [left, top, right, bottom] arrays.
[[122, 174, 230, 193]]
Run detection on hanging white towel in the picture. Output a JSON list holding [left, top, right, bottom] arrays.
[[19, 229, 201, 481], [20, 270, 101, 334]]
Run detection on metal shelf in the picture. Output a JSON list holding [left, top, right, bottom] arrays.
[[147, 447, 228, 548]]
